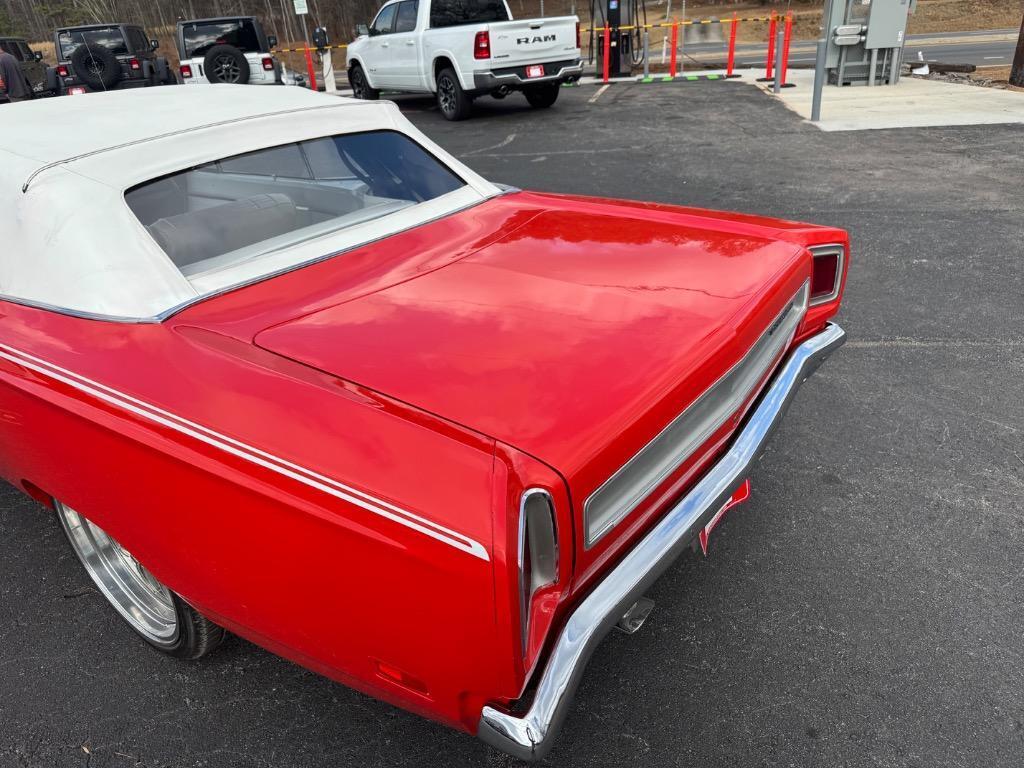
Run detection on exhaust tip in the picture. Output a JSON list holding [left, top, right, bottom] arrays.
[[616, 597, 655, 634]]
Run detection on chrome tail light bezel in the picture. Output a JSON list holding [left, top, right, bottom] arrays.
[[808, 244, 845, 306], [518, 489, 558, 654]]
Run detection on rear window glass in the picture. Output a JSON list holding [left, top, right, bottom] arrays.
[[58, 27, 129, 60], [125, 131, 465, 279], [182, 20, 260, 58], [429, 0, 509, 28], [0, 40, 23, 60]]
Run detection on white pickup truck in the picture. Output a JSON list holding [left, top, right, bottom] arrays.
[[346, 0, 582, 120]]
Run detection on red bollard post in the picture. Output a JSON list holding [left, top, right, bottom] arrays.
[[726, 12, 738, 78], [759, 11, 777, 82], [669, 21, 679, 79], [304, 44, 318, 90], [602, 25, 610, 83], [780, 11, 794, 86]]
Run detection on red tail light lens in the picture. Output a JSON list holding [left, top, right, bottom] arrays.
[[180, 64, 193, 79], [57, 64, 69, 77], [576, 21, 581, 49], [809, 245, 844, 305], [473, 30, 490, 60], [129, 57, 141, 70], [261, 57, 275, 71]]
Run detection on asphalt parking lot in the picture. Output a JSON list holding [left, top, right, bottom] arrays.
[[2, 81, 1023, 767]]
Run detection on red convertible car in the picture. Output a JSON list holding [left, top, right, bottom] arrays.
[[0, 87, 847, 759]]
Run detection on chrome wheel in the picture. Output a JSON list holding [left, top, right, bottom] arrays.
[[212, 54, 241, 83], [56, 502, 178, 645], [438, 75, 456, 115]]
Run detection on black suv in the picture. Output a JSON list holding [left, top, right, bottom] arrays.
[[53, 23, 175, 94], [0, 37, 57, 98]]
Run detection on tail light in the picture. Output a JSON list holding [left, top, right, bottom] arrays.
[[518, 489, 558, 653], [129, 57, 141, 70], [261, 57, 275, 71], [180, 64, 193, 79], [576, 21, 581, 49], [474, 30, 491, 60], [809, 244, 844, 305], [57, 64, 69, 77]]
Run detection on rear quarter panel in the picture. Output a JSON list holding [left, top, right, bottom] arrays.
[[0, 300, 515, 731]]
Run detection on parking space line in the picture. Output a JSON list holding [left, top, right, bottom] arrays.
[[589, 84, 611, 103]]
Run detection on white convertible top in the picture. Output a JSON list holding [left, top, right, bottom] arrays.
[[0, 86, 497, 321]]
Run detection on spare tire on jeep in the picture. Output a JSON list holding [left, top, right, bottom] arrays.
[[70, 44, 121, 91], [203, 45, 249, 84]]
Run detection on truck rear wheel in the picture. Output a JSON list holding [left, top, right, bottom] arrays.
[[524, 83, 560, 109], [436, 67, 471, 121]]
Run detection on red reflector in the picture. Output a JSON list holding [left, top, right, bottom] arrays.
[[57, 65, 69, 77], [129, 57, 141, 70], [810, 251, 840, 302], [261, 56, 274, 71], [180, 64, 193, 78], [473, 30, 490, 60], [374, 660, 430, 696]]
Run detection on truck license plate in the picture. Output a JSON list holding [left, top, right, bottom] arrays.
[[526, 65, 545, 79]]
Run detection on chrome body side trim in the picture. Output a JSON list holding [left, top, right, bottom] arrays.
[[584, 281, 809, 548], [478, 322, 846, 761], [0, 343, 490, 561]]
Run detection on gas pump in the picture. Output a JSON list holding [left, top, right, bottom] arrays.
[[589, 0, 648, 79]]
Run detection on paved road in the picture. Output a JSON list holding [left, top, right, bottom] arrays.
[[2, 83, 1023, 767], [678, 27, 1019, 68]]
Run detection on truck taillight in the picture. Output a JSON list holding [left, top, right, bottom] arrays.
[[180, 64, 193, 78], [129, 57, 141, 70], [474, 30, 491, 60], [576, 21, 581, 49], [57, 64, 69, 77], [519, 489, 558, 654], [809, 244, 844, 305], [261, 57, 274, 71]]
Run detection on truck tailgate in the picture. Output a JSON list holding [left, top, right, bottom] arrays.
[[488, 16, 578, 65]]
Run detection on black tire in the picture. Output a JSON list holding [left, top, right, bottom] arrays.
[[524, 83, 560, 109], [45, 66, 59, 95], [203, 44, 250, 84], [436, 67, 471, 121], [161, 596, 226, 660], [348, 63, 378, 100], [69, 44, 121, 91], [156, 57, 176, 85], [55, 501, 225, 660]]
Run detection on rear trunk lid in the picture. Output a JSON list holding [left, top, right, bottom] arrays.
[[252, 195, 811, 583], [487, 16, 578, 65]]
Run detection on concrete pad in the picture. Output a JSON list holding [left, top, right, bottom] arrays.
[[756, 68, 1024, 131]]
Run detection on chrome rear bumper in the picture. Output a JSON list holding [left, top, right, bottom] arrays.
[[477, 322, 846, 761]]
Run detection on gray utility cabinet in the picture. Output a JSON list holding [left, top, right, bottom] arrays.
[[824, 0, 916, 86]]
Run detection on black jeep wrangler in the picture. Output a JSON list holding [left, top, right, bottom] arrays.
[[53, 23, 176, 94], [0, 37, 58, 99]]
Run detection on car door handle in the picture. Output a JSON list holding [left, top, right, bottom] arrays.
[[381, 41, 390, 48], [405, 40, 415, 46]]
